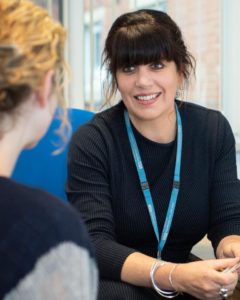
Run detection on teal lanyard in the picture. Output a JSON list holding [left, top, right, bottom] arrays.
[[124, 105, 183, 259]]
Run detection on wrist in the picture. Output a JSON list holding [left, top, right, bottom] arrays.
[[169, 264, 179, 291], [169, 263, 184, 293], [154, 262, 176, 290], [150, 260, 179, 298]]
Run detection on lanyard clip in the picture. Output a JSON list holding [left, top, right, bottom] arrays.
[[141, 181, 149, 190], [173, 180, 180, 189]]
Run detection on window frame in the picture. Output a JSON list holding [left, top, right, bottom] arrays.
[[221, 0, 240, 151]]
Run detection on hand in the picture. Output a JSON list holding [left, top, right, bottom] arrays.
[[173, 257, 239, 299], [217, 235, 240, 260]]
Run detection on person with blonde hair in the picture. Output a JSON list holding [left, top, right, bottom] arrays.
[[0, 0, 97, 299]]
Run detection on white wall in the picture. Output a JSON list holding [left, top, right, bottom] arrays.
[[221, 0, 240, 148], [237, 153, 240, 178]]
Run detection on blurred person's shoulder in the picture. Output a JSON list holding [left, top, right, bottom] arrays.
[[0, 176, 95, 255], [0, 176, 97, 299]]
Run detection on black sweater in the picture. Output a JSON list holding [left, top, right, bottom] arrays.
[[67, 100, 240, 281], [0, 177, 97, 299]]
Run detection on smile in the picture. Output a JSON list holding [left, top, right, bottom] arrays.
[[134, 92, 161, 101]]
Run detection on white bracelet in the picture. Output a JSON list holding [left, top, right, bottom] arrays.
[[169, 264, 178, 291], [150, 260, 179, 299]]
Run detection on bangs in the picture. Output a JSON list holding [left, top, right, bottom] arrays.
[[110, 26, 175, 71]]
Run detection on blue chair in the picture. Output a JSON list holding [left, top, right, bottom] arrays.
[[12, 108, 94, 201]]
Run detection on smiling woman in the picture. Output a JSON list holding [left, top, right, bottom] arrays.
[[67, 9, 240, 300]]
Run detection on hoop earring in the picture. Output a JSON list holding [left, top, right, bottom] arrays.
[[176, 86, 184, 100]]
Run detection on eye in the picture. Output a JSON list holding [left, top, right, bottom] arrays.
[[122, 65, 135, 73], [150, 62, 164, 70]]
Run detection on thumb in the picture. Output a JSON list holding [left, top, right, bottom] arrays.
[[211, 257, 240, 271]]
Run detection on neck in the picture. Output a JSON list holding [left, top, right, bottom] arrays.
[[0, 128, 26, 177], [0, 117, 31, 177], [129, 110, 177, 144]]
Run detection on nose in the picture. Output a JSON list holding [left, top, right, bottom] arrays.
[[135, 66, 153, 88]]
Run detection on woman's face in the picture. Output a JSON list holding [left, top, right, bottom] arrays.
[[116, 60, 182, 124]]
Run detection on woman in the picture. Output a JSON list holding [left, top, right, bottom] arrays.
[[67, 9, 240, 300], [0, 1, 97, 299]]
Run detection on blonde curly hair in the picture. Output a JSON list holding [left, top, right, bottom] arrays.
[[0, 0, 66, 112]]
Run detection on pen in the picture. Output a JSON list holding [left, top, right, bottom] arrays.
[[222, 262, 240, 274]]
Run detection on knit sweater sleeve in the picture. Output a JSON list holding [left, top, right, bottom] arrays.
[[0, 177, 98, 299], [208, 112, 240, 250], [66, 120, 136, 280]]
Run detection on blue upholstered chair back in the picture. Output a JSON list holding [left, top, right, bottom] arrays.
[[12, 108, 94, 201]]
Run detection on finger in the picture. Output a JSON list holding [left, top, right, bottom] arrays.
[[217, 285, 235, 300], [222, 248, 239, 259], [215, 274, 238, 299], [225, 277, 239, 291], [214, 268, 238, 287], [210, 257, 240, 271], [231, 249, 240, 258], [222, 261, 240, 273]]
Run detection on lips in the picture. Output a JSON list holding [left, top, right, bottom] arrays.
[[134, 92, 161, 101]]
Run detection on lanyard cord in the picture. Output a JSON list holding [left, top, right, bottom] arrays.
[[124, 104, 183, 259]]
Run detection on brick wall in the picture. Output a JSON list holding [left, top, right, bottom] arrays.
[[84, 0, 221, 110], [167, 0, 220, 109]]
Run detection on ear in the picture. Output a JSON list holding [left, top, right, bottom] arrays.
[[37, 69, 55, 108]]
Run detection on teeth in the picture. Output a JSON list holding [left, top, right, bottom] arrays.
[[136, 93, 159, 101]]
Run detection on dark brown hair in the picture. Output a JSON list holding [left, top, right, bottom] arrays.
[[102, 9, 195, 102]]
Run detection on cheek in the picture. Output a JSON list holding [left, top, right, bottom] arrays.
[[163, 77, 180, 93], [160, 68, 182, 89], [117, 81, 132, 98], [116, 74, 132, 96], [117, 83, 125, 97]]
